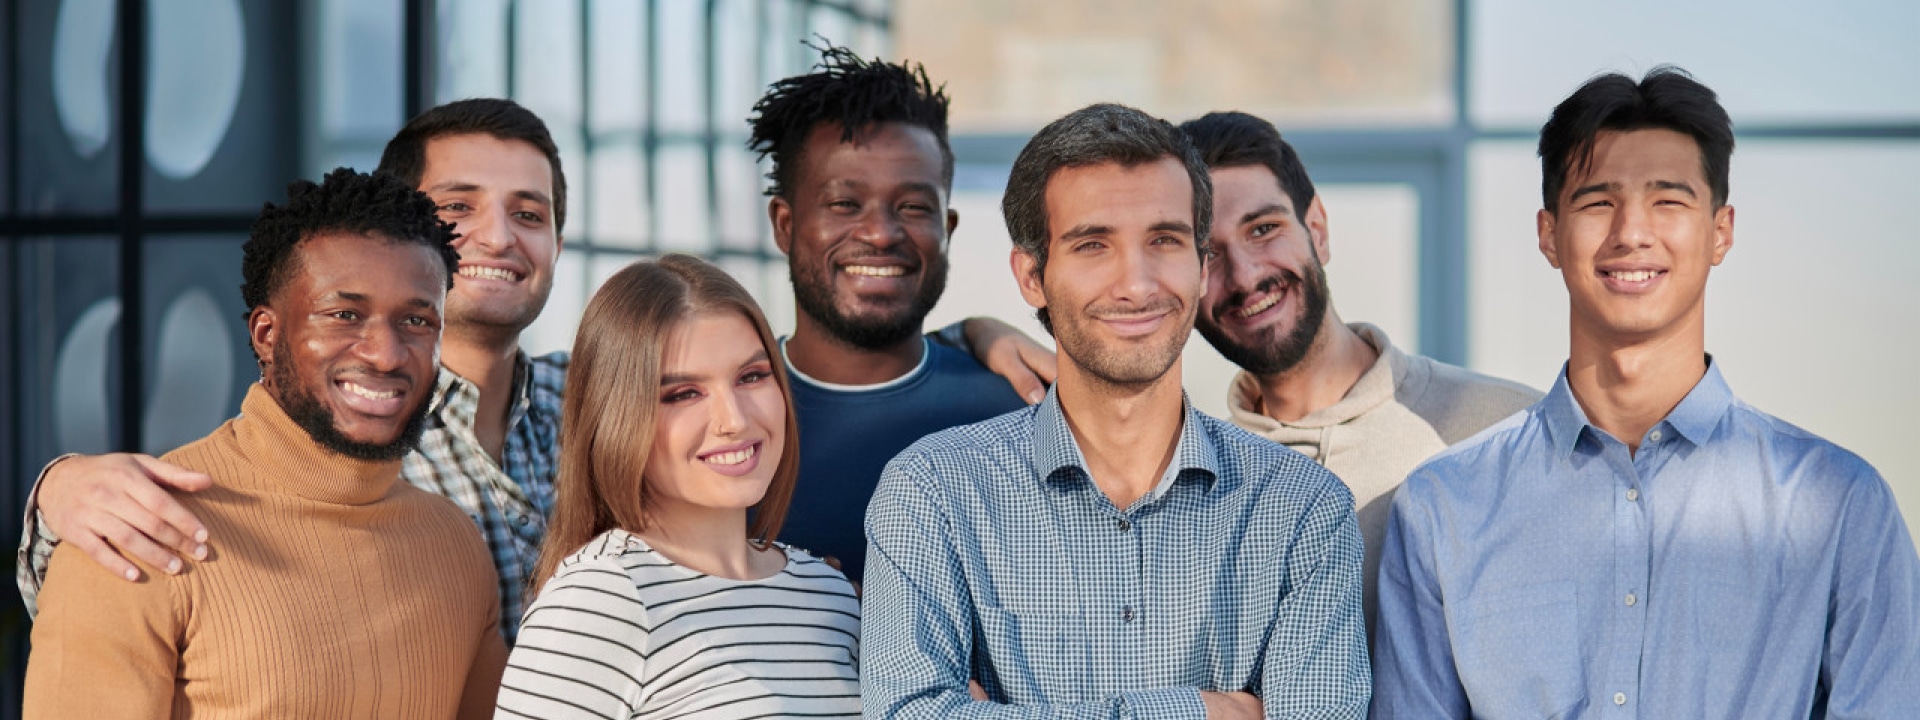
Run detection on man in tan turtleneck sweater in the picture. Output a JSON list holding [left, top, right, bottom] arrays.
[[24, 169, 506, 719], [1178, 112, 1542, 634]]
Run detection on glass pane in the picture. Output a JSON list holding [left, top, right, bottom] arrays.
[[15, 237, 123, 467], [513, 0, 583, 130], [655, 143, 711, 253], [896, 0, 1456, 132], [435, 0, 510, 102], [715, 146, 763, 252], [586, 143, 648, 249], [2, 8, 12, 214], [655, 0, 707, 134], [713, 0, 762, 133], [1468, 138, 1920, 550], [1317, 183, 1421, 354], [307, 0, 404, 179], [20, 0, 119, 214], [140, 236, 251, 455], [1470, 0, 1920, 129], [587, 0, 647, 135], [144, 0, 297, 213], [520, 247, 587, 357]]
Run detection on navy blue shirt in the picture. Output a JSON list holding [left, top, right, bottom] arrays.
[[780, 338, 1024, 582]]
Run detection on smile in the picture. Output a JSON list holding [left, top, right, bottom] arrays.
[[1602, 270, 1665, 282], [341, 381, 399, 401], [701, 443, 758, 467], [1235, 292, 1281, 318], [458, 265, 523, 282], [843, 265, 907, 277]]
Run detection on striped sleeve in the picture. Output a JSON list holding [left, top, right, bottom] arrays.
[[496, 557, 649, 719]]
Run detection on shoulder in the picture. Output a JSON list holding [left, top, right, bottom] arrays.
[[531, 532, 652, 612], [777, 545, 861, 595], [1399, 403, 1545, 501], [1400, 354, 1543, 435], [1725, 400, 1884, 490], [1203, 413, 1350, 505], [526, 351, 569, 408], [889, 404, 1037, 474]]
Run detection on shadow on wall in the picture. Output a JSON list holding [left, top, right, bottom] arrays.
[[55, 288, 237, 456]]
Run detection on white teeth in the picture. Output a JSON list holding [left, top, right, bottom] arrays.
[[1607, 270, 1661, 282], [705, 446, 757, 466], [1235, 293, 1281, 318], [458, 266, 522, 282], [844, 265, 906, 277], [342, 382, 399, 400]]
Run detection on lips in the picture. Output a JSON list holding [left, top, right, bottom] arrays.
[[457, 264, 525, 283], [843, 264, 907, 277], [1216, 275, 1294, 325], [1596, 266, 1668, 293], [698, 441, 763, 477], [333, 377, 409, 417]]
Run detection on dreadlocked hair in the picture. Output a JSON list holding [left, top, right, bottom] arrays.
[[746, 43, 954, 199], [241, 167, 461, 323]]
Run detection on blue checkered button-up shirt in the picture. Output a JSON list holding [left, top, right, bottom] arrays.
[[400, 351, 565, 644], [862, 389, 1371, 719]]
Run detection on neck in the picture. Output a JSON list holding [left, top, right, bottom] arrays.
[[1565, 312, 1708, 454], [639, 507, 778, 581], [441, 328, 522, 461], [784, 313, 925, 385], [1253, 313, 1376, 423], [1055, 358, 1187, 510]]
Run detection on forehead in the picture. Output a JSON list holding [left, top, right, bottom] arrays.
[[795, 122, 946, 188], [1569, 128, 1707, 189], [283, 232, 446, 303], [1043, 157, 1193, 229], [659, 310, 766, 371], [1210, 165, 1293, 211], [420, 133, 554, 195]]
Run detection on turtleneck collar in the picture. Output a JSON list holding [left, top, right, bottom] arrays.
[[231, 383, 404, 505]]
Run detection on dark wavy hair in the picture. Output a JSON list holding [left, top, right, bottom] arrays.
[[240, 168, 460, 333], [1539, 66, 1733, 213], [377, 98, 569, 232], [1180, 111, 1317, 224], [746, 43, 953, 199]]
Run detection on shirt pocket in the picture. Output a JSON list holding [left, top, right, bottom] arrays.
[[1452, 579, 1585, 718], [976, 607, 1088, 701]]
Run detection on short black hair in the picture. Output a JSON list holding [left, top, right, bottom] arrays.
[[1180, 111, 1317, 224], [1002, 103, 1212, 334], [1539, 66, 1733, 213], [241, 168, 460, 321], [746, 43, 953, 200], [377, 98, 569, 232]]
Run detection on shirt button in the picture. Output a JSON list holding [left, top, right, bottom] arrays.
[[1625, 593, 1637, 607], [514, 514, 529, 527], [1614, 692, 1627, 705], [1626, 488, 1639, 502], [1649, 429, 1663, 443], [1117, 518, 1131, 531], [1121, 606, 1134, 622]]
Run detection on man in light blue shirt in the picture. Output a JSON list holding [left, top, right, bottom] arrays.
[[863, 104, 1370, 719], [1369, 67, 1920, 719]]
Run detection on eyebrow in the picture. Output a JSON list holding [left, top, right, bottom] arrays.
[[1650, 180, 1697, 197], [323, 291, 435, 309], [1239, 204, 1289, 227], [1568, 181, 1619, 204], [423, 181, 553, 207], [658, 349, 772, 386]]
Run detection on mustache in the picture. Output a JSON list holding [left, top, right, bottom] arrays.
[[1213, 271, 1302, 316], [1088, 296, 1182, 320]]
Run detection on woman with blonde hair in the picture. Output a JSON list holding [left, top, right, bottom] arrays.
[[496, 254, 859, 719]]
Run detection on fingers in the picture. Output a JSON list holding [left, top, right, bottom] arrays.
[[39, 453, 208, 581], [1015, 342, 1059, 388], [133, 454, 213, 492], [821, 555, 843, 571], [969, 679, 989, 701], [126, 480, 210, 558]]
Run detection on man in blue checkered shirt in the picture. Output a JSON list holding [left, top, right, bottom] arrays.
[[862, 103, 1370, 719]]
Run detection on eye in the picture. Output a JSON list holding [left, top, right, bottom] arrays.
[[739, 369, 771, 385], [1249, 222, 1279, 239], [437, 202, 471, 214], [1580, 200, 1613, 211], [828, 199, 859, 211], [401, 315, 433, 328], [329, 310, 361, 321], [1151, 234, 1186, 247], [899, 201, 933, 216], [1071, 239, 1107, 253], [662, 387, 701, 404], [512, 210, 545, 223]]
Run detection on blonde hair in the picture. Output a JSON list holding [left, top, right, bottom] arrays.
[[528, 254, 800, 599]]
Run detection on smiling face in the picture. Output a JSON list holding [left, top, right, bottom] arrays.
[[1538, 128, 1734, 348], [1016, 157, 1205, 388], [771, 122, 957, 349], [641, 311, 789, 518], [1194, 164, 1333, 377], [252, 232, 445, 459], [419, 133, 562, 337]]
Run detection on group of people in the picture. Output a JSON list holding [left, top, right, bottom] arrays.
[[16, 44, 1918, 720]]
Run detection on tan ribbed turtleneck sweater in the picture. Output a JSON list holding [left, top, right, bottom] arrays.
[[24, 384, 507, 719]]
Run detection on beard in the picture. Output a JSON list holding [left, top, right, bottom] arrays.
[[1196, 257, 1332, 378], [790, 251, 949, 350], [270, 337, 431, 462], [446, 278, 550, 335], [1054, 296, 1192, 389]]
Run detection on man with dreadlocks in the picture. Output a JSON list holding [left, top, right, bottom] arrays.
[[749, 45, 1031, 582], [23, 169, 506, 719]]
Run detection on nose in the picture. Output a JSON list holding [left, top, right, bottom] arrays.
[[852, 207, 907, 250], [1111, 243, 1161, 304], [710, 386, 746, 436], [1222, 242, 1264, 296], [455, 203, 516, 255], [1612, 201, 1656, 250], [352, 320, 410, 373]]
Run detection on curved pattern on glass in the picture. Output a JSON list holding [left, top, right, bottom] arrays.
[[145, 0, 246, 179], [54, 298, 121, 455], [52, 0, 116, 160], [143, 288, 235, 454]]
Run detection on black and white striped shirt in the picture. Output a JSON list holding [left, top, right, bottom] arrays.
[[496, 529, 861, 719]]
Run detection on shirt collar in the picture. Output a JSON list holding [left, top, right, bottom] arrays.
[[431, 351, 535, 429], [1031, 385, 1222, 499], [1542, 355, 1732, 458]]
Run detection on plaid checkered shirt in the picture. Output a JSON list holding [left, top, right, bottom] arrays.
[[861, 389, 1371, 718], [15, 351, 566, 646]]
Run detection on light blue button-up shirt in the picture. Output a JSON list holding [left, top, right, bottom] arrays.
[[862, 389, 1370, 719], [1371, 361, 1920, 719]]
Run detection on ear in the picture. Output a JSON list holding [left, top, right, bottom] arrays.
[[1010, 247, 1048, 313], [944, 207, 960, 249], [1710, 204, 1735, 265], [1536, 208, 1561, 269], [554, 232, 566, 256], [248, 305, 278, 370], [769, 196, 795, 256], [1302, 195, 1331, 265]]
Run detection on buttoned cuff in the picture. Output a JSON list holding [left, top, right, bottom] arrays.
[[1118, 687, 1206, 720]]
